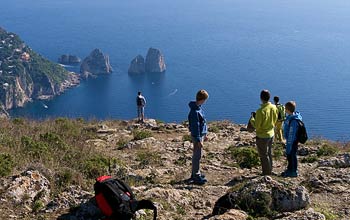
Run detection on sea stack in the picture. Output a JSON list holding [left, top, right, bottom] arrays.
[[128, 55, 145, 74], [145, 48, 166, 73], [58, 55, 81, 65], [80, 49, 113, 79]]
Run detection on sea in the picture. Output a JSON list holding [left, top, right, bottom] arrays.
[[1, 0, 350, 141]]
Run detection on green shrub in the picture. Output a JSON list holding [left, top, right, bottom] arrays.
[[40, 132, 67, 150], [21, 136, 49, 159], [155, 119, 165, 124], [56, 168, 74, 188], [0, 154, 14, 177], [229, 146, 260, 169], [238, 191, 273, 217], [133, 130, 152, 140], [32, 200, 44, 213], [136, 150, 162, 168], [174, 155, 187, 166], [301, 155, 318, 163], [12, 117, 25, 125], [208, 125, 220, 133], [54, 117, 81, 137], [116, 139, 129, 150], [317, 144, 338, 157], [182, 134, 192, 142], [83, 155, 110, 178]]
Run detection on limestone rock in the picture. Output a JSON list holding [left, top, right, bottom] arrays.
[[80, 49, 113, 79], [213, 176, 310, 215], [58, 55, 81, 65], [318, 153, 350, 168], [276, 208, 325, 220], [128, 55, 145, 74], [208, 209, 248, 220], [4, 169, 50, 205], [145, 48, 166, 73]]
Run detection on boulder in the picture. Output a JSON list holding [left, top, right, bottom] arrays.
[[4, 169, 50, 206], [318, 153, 350, 168], [145, 48, 166, 73], [276, 208, 325, 220], [212, 176, 310, 216], [80, 49, 113, 79], [128, 55, 145, 74]]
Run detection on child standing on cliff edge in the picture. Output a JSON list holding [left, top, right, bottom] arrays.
[[282, 101, 302, 178], [188, 89, 209, 185]]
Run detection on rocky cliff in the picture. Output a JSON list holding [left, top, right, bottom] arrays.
[[145, 48, 166, 73], [0, 27, 79, 114], [0, 119, 349, 219], [128, 55, 145, 74], [80, 49, 113, 79]]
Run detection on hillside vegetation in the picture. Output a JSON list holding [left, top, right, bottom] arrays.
[[0, 118, 349, 220]]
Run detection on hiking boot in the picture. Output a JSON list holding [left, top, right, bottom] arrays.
[[191, 173, 205, 179], [191, 175, 207, 185], [281, 170, 298, 178]]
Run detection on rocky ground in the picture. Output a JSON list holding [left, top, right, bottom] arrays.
[[0, 119, 349, 220]]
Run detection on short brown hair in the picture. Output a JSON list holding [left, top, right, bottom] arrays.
[[285, 101, 296, 113], [260, 90, 270, 102], [196, 89, 209, 101]]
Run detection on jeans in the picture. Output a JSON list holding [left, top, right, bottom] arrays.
[[287, 142, 298, 172]]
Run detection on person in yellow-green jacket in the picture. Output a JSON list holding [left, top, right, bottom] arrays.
[[250, 90, 278, 175]]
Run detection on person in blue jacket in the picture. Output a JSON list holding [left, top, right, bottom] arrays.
[[188, 89, 209, 184], [282, 101, 302, 177]]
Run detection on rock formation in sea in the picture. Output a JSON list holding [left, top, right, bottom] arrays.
[[128, 55, 145, 74], [80, 49, 113, 79], [58, 55, 81, 65], [0, 27, 80, 114], [145, 47, 166, 73]]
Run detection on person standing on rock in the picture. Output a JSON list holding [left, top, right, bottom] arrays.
[[274, 96, 286, 144], [136, 91, 146, 123], [188, 89, 209, 185], [250, 90, 278, 175], [281, 101, 302, 177]]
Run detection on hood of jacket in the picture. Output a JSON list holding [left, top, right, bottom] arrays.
[[189, 101, 200, 110], [287, 111, 302, 121]]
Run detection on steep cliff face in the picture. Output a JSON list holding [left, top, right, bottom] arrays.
[[145, 48, 166, 73], [80, 49, 113, 79], [0, 27, 80, 113], [128, 55, 145, 74]]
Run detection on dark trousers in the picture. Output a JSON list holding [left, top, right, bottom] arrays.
[[287, 142, 298, 172], [256, 137, 273, 175]]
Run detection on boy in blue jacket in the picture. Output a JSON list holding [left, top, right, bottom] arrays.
[[282, 101, 302, 177], [188, 89, 209, 184]]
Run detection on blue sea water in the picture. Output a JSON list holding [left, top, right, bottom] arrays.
[[1, 0, 350, 140]]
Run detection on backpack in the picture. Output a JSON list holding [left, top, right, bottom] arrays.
[[94, 176, 157, 220], [277, 104, 286, 121], [137, 96, 143, 106], [290, 119, 308, 144]]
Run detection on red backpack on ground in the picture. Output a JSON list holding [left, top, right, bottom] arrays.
[[94, 176, 157, 220]]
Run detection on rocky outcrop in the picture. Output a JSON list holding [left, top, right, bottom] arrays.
[[3, 169, 50, 206], [145, 48, 166, 73], [58, 54, 81, 65], [128, 55, 145, 74], [0, 27, 80, 111], [80, 49, 113, 79], [213, 176, 310, 216], [0, 104, 9, 118]]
